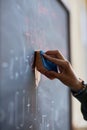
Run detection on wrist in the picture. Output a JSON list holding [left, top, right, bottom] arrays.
[[71, 79, 87, 96], [71, 79, 84, 92]]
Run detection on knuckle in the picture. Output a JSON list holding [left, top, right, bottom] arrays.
[[65, 60, 70, 67], [55, 50, 58, 53], [50, 76, 54, 79]]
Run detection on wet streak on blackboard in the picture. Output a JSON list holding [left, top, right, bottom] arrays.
[[15, 91, 19, 129]]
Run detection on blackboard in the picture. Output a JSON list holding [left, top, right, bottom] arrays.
[[0, 0, 71, 130]]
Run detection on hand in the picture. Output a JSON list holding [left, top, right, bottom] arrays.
[[43, 50, 83, 91]]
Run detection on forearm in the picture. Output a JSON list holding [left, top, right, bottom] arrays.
[[71, 81, 87, 121]]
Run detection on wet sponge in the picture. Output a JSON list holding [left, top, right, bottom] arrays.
[[40, 51, 58, 72], [35, 51, 58, 74]]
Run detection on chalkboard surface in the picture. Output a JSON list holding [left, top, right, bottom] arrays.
[[0, 0, 70, 130]]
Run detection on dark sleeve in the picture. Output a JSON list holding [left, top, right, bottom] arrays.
[[71, 87, 87, 121]]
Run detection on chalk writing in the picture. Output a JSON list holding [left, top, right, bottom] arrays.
[[38, 5, 49, 15]]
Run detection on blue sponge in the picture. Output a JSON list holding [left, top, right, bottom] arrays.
[[40, 51, 58, 72]]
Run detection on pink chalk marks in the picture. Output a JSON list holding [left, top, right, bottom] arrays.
[[38, 4, 49, 15], [25, 28, 48, 50], [38, 3, 58, 20], [51, 12, 57, 19], [25, 32, 49, 51], [25, 32, 31, 37], [25, 31, 32, 44]]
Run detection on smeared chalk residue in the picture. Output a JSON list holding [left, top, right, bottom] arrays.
[[19, 57, 23, 75], [9, 58, 14, 80], [15, 91, 19, 129], [27, 97, 30, 113], [47, 123, 50, 127], [20, 90, 26, 127], [15, 57, 18, 61], [8, 102, 14, 125], [15, 72, 19, 79], [25, 64, 29, 73], [41, 115, 47, 130], [29, 125, 33, 129]]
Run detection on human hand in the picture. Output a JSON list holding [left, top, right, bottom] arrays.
[[43, 50, 83, 91]]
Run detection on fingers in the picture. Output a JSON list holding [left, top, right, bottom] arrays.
[[43, 54, 64, 67], [45, 70, 61, 80], [44, 72, 55, 80], [45, 50, 65, 59]]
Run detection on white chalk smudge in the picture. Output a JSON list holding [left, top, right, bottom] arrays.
[[34, 118, 36, 121], [15, 72, 19, 79], [23, 90, 25, 94], [27, 104, 30, 107], [20, 124, 23, 127], [51, 100, 54, 104], [25, 59, 28, 63], [47, 124, 50, 127], [41, 115, 47, 130], [29, 125, 33, 129], [27, 55, 30, 58], [15, 91, 19, 129], [19, 57, 23, 75], [8, 102, 14, 125], [20, 89, 26, 127], [25, 64, 29, 73], [9, 58, 14, 79], [17, 5, 21, 10], [15, 57, 18, 61]]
